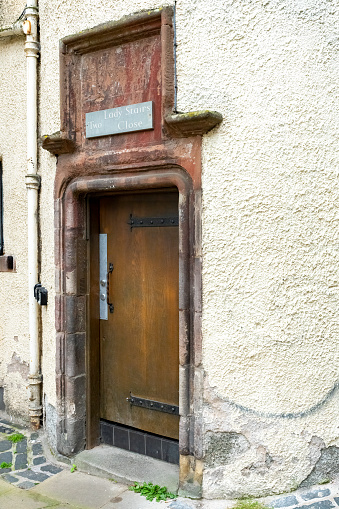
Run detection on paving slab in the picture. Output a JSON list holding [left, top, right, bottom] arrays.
[[169, 501, 203, 509], [100, 488, 168, 508], [32, 470, 128, 509], [0, 477, 14, 495], [0, 488, 59, 509]]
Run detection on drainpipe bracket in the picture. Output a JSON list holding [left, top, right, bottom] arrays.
[[25, 173, 41, 190], [28, 373, 42, 385], [25, 6, 39, 17], [28, 374, 42, 426], [24, 40, 40, 57]]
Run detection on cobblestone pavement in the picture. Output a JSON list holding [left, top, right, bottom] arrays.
[[0, 418, 64, 490], [262, 484, 339, 509]]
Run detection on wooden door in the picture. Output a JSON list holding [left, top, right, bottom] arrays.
[[99, 191, 179, 439]]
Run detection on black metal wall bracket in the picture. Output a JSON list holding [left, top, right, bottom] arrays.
[[34, 283, 48, 306]]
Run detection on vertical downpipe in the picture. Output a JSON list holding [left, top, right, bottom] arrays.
[[24, 0, 42, 430], [173, 0, 178, 113]]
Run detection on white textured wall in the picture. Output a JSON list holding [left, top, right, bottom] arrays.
[[0, 1, 25, 25], [0, 34, 30, 420], [175, 0, 339, 498]]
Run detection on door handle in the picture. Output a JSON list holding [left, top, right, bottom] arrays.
[[107, 263, 114, 313]]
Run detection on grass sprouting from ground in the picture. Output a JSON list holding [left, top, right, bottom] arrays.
[[7, 433, 25, 443], [0, 462, 12, 469], [234, 499, 270, 509]]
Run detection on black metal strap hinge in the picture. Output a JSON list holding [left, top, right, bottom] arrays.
[[128, 215, 179, 230], [127, 394, 179, 415]]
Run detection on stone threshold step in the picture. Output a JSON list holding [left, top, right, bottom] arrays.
[[75, 444, 179, 494]]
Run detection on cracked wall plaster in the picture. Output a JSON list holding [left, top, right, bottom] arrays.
[[300, 446, 339, 488], [204, 432, 250, 468]]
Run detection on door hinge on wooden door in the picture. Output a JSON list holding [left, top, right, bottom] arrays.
[[128, 214, 179, 230], [127, 393, 179, 415]]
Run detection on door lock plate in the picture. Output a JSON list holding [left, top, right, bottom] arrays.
[[99, 234, 108, 320]]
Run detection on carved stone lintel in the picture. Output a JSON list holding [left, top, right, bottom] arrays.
[[41, 132, 76, 156], [165, 110, 223, 137]]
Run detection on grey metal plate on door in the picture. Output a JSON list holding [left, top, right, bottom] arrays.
[[99, 233, 108, 320]]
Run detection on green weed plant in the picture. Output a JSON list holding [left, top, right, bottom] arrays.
[[0, 462, 12, 469], [7, 433, 25, 443], [129, 481, 176, 502]]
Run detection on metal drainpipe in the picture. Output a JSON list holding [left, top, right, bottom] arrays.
[[24, 0, 42, 430]]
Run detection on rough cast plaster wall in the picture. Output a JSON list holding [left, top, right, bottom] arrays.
[[39, 0, 339, 497], [0, 1, 26, 25], [0, 35, 30, 421], [177, 0, 339, 498]]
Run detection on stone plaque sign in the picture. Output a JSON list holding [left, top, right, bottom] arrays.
[[86, 101, 153, 138]]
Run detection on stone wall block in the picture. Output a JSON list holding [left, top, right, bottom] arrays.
[[55, 295, 64, 332], [57, 416, 85, 457], [179, 194, 190, 256], [194, 190, 202, 258], [76, 238, 88, 296], [55, 374, 64, 404], [179, 364, 190, 416], [193, 257, 202, 313], [179, 308, 190, 365], [193, 311, 202, 367], [55, 333, 65, 374], [64, 295, 86, 333], [64, 234, 78, 273], [54, 198, 61, 229], [179, 254, 190, 310], [179, 415, 191, 455], [192, 414, 204, 459], [193, 367, 204, 415], [64, 195, 85, 230], [55, 267, 61, 295], [64, 333, 86, 378], [64, 375, 86, 419]]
